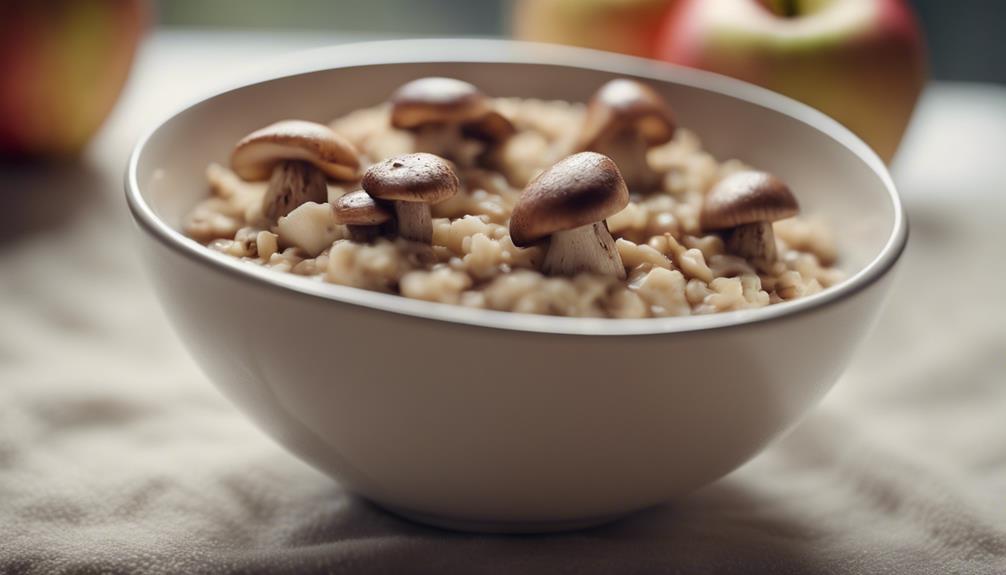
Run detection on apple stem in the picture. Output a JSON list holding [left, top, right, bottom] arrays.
[[761, 0, 798, 17]]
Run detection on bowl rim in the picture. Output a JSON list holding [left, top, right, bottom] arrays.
[[125, 38, 908, 337]]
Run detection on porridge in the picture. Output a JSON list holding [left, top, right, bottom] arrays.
[[184, 76, 842, 318]]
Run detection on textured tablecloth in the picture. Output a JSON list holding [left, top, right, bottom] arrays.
[[1, 32, 1005, 575]]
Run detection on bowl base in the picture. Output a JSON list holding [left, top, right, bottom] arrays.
[[379, 502, 631, 534]]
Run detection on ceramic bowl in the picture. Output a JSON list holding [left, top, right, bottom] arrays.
[[126, 39, 906, 533]]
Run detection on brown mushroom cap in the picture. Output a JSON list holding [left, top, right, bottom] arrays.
[[332, 190, 392, 226], [461, 109, 517, 144], [577, 79, 677, 151], [390, 77, 491, 130], [509, 152, 629, 247], [231, 120, 359, 182], [701, 170, 800, 230], [361, 153, 459, 204]]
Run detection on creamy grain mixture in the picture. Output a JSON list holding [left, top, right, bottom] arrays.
[[184, 90, 841, 318]]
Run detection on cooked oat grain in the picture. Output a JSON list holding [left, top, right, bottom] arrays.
[[186, 97, 841, 318]]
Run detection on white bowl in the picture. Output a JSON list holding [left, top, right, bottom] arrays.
[[126, 39, 906, 533]]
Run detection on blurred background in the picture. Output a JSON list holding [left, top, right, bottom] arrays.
[[155, 0, 1004, 83], [2, 0, 1001, 164]]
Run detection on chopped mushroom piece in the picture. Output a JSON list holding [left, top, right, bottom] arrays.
[[362, 153, 459, 244], [509, 152, 629, 279], [231, 120, 359, 223], [275, 201, 342, 257], [390, 77, 515, 169], [332, 190, 392, 243], [700, 170, 799, 264], [576, 79, 676, 192]]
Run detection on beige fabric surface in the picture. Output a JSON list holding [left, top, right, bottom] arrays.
[[1, 33, 1004, 574]]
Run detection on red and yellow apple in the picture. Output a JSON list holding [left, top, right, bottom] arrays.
[[0, 0, 147, 158], [655, 0, 926, 162], [513, 0, 678, 58]]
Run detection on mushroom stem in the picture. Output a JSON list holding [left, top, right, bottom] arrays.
[[393, 202, 433, 244], [603, 133, 661, 192], [542, 222, 626, 279], [413, 125, 480, 167], [346, 224, 381, 243], [263, 160, 328, 223], [727, 221, 778, 263]]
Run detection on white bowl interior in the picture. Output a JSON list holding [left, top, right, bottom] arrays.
[[134, 41, 898, 321]]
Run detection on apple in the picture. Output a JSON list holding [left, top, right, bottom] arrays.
[[513, 0, 678, 58], [655, 0, 926, 163], [0, 0, 147, 158]]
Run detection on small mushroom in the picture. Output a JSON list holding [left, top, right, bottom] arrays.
[[576, 79, 676, 192], [509, 152, 629, 279], [332, 190, 392, 243], [390, 77, 515, 168], [700, 170, 799, 264], [231, 120, 359, 223], [362, 153, 459, 244]]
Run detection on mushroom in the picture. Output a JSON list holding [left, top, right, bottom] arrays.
[[361, 153, 459, 244], [509, 152, 629, 279], [332, 190, 392, 243], [700, 170, 799, 264], [576, 79, 676, 192], [389, 77, 515, 168], [231, 120, 359, 223]]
